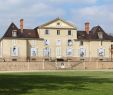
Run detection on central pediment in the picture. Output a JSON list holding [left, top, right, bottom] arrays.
[[38, 18, 77, 29]]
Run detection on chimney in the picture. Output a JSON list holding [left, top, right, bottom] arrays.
[[20, 19, 24, 33], [85, 22, 90, 34]]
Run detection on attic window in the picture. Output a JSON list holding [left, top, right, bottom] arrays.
[[12, 30, 17, 37], [98, 32, 103, 39], [57, 22, 60, 25]]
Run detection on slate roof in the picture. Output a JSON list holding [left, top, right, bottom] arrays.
[[77, 26, 113, 41], [2, 20, 113, 41], [3, 23, 40, 39]]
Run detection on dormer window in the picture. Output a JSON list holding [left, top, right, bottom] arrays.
[[98, 32, 103, 39], [12, 30, 17, 37]]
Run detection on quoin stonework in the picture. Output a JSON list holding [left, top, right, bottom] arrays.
[[0, 17, 113, 62]]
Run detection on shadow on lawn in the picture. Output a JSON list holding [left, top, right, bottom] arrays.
[[0, 73, 113, 95]]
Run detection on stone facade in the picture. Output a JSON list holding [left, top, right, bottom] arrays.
[[0, 18, 113, 62]]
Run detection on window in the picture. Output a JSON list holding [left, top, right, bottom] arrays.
[[31, 48, 37, 57], [56, 47, 61, 58], [68, 39, 73, 46], [12, 30, 17, 37], [98, 32, 103, 39], [80, 41, 83, 46], [31, 40, 36, 47], [11, 46, 18, 57], [98, 48, 105, 57], [68, 30, 71, 35], [44, 48, 51, 57], [45, 30, 49, 35], [67, 48, 73, 56], [56, 39, 61, 46], [12, 40, 16, 46], [44, 40, 50, 45], [57, 30, 60, 35], [101, 41, 103, 46], [57, 22, 60, 25], [79, 48, 86, 58]]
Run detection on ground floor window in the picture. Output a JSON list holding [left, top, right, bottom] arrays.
[[44, 47, 51, 57], [79, 48, 86, 58], [56, 47, 61, 58], [98, 48, 105, 57], [31, 48, 37, 57], [11, 46, 19, 57], [67, 48, 73, 56]]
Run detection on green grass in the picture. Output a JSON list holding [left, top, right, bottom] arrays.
[[0, 71, 113, 95]]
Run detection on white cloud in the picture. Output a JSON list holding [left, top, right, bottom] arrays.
[[44, 0, 97, 4], [71, 4, 113, 33]]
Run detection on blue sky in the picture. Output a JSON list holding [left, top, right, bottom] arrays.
[[0, 0, 113, 36]]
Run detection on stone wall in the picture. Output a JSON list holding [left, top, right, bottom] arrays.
[[0, 61, 113, 71]]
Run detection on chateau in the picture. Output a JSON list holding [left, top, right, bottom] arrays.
[[0, 18, 113, 62]]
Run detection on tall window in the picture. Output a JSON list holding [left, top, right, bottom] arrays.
[[67, 48, 73, 56], [68, 30, 71, 35], [79, 48, 86, 58], [56, 47, 61, 58], [12, 30, 17, 37], [68, 39, 73, 46], [57, 30, 60, 35], [44, 48, 51, 57], [44, 40, 50, 45], [11, 46, 18, 57], [45, 30, 49, 35], [31, 48, 37, 57], [98, 48, 105, 57]]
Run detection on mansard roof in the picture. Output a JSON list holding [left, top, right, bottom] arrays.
[[3, 22, 40, 39], [77, 26, 113, 41]]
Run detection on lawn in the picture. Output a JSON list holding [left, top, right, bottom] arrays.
[[0, 71, 113, 95]]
